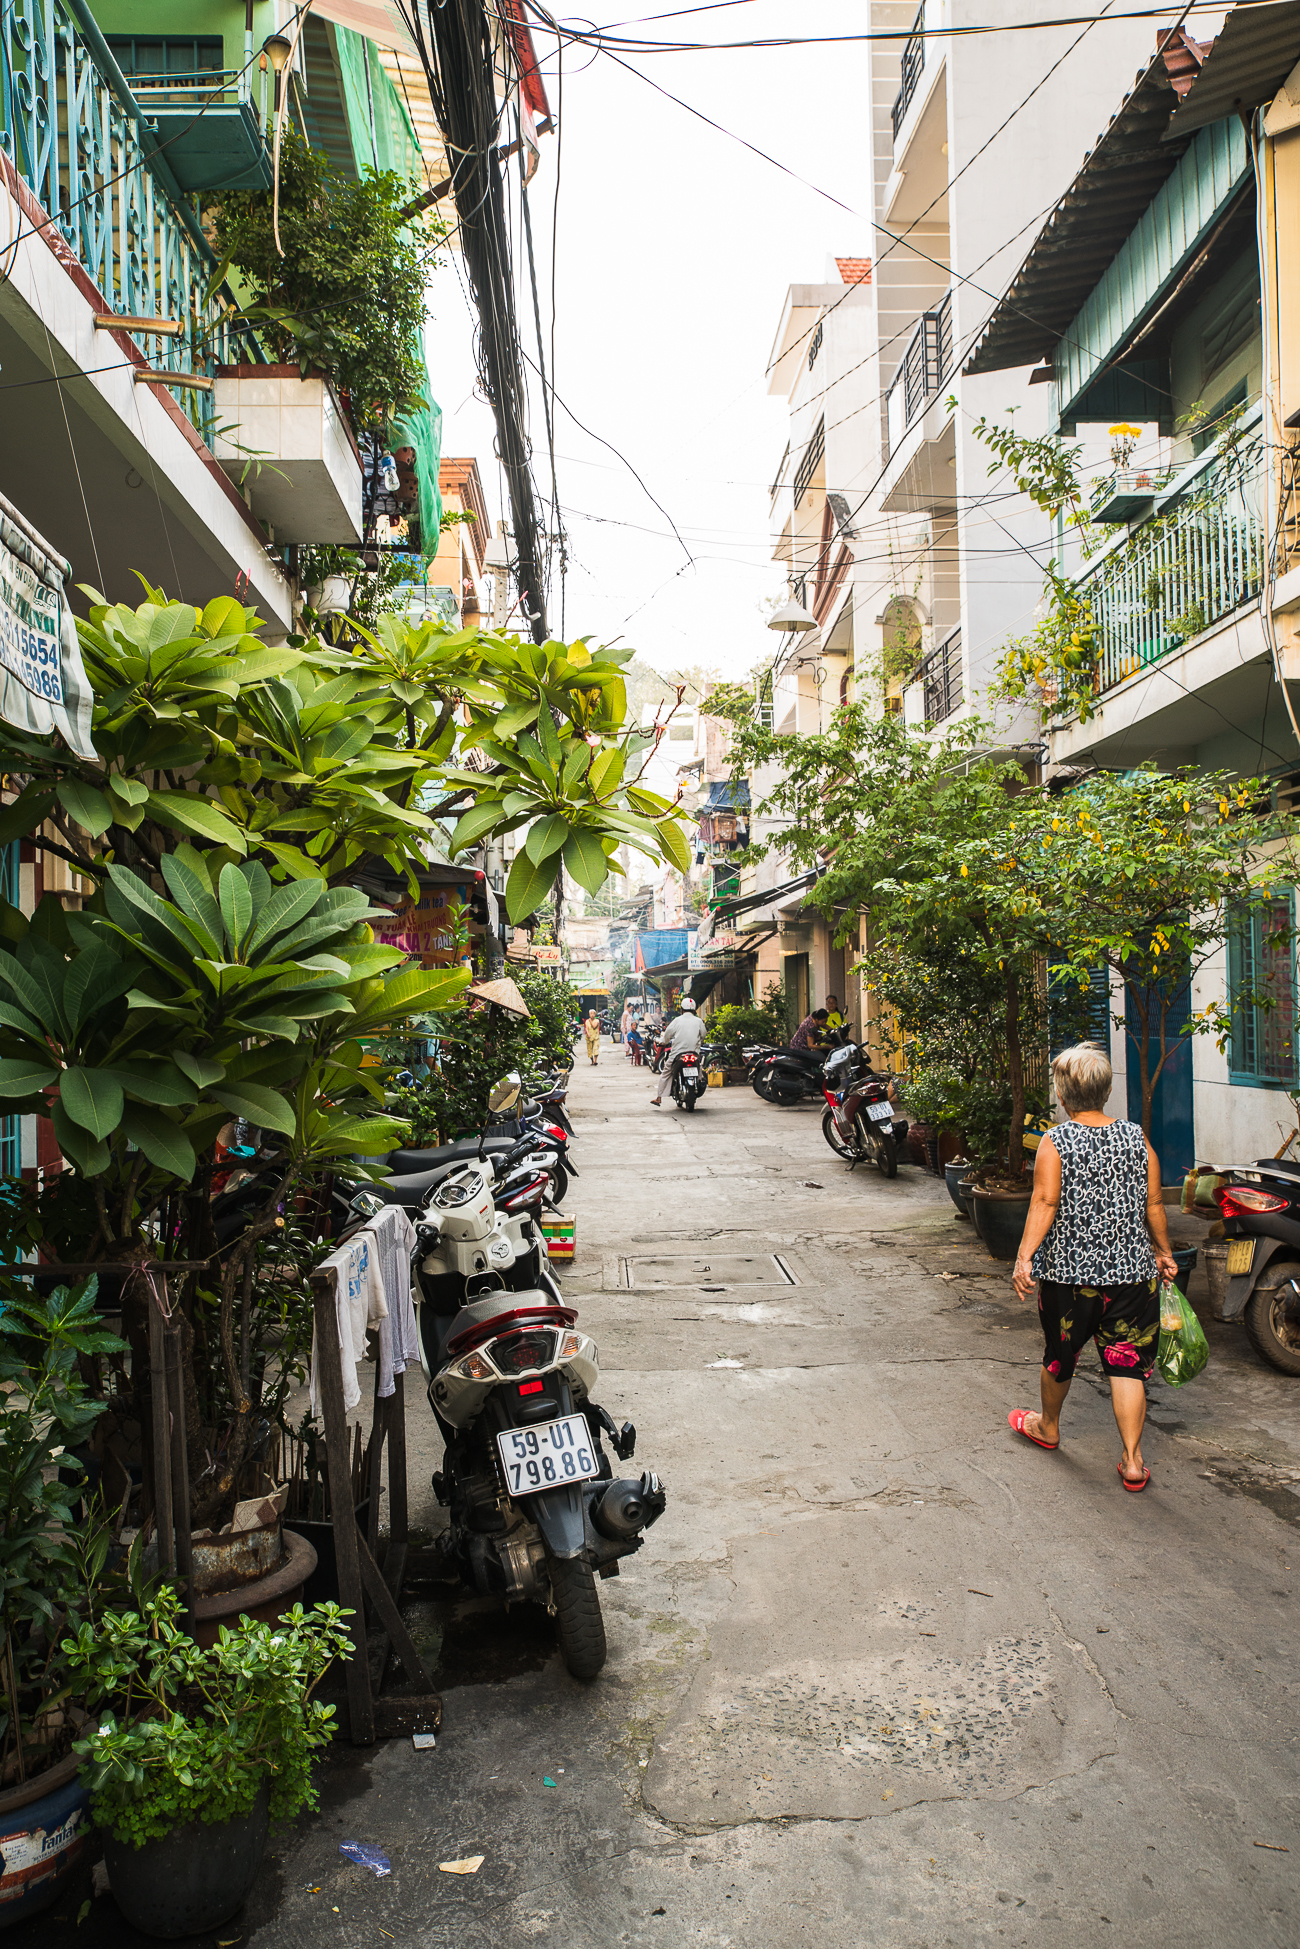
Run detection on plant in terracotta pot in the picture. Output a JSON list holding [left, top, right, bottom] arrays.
[[65, 1586, 351, 1940], [0, 1279, 135, 1922]]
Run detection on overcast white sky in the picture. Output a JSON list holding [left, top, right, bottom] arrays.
[[422, 2, 876, 682]]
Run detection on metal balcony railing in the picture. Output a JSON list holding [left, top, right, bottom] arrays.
[[918, 627, 963, 724], [792, 418, 825, 503], [0, 0, 254, 444], [892, 5, 925, 141], [1079, 426, 1266, 696], [885, 288, 953, 456]]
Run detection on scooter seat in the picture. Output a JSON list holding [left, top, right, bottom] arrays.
[[386, 1135, 520, 1174]]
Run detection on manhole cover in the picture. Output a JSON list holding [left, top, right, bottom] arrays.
[[619, 1254, 796, 1289]]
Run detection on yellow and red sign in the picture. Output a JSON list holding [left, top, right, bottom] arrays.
[[371, 886, 468, 968]]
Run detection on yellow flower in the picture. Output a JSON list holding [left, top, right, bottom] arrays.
[[960, 864, 968, 877]]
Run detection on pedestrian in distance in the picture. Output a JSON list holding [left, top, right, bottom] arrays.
[[790, 1007, 829, 1052], [1009, 1044, 1179, 1492], [583, 1009, 602, 1066]]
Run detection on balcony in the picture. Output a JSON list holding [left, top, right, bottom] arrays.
[[892, 6, 925, 141], [120, 68, 271, 193], [918, 628, 963, 725], [886, 291, 953, 457], [1080, 424, 1266, 697], [1, 0, 257, 446]]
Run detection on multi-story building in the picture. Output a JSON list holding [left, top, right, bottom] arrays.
[[721, 1, 1159, 1046], [968, 7, 1300, 1174]]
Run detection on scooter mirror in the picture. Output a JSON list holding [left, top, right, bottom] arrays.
[[488, 1071, 522, 1115]]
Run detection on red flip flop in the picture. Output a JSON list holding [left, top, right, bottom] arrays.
[[1118, 1463, 1151, 1492], [1008, 1409, 1059, 1451]]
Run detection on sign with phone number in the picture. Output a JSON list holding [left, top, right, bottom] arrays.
[[0, 510, 94, 757]]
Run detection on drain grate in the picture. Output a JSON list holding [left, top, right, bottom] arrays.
[[619, 1253, 797, 1289]]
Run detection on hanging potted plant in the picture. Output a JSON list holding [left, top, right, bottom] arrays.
[[0, 1278, 128, 1928], [65, 1587, 351, 1940]]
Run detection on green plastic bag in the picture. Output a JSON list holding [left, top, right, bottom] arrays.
[[1156, 1281, 1209, 1387]]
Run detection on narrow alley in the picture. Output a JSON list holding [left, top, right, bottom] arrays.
[[229, 1053, 1300, 1948]]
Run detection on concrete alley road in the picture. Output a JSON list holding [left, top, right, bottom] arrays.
[[47, 1044, 1294, 1949]]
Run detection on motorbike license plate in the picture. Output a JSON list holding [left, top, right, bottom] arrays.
[[866, 1100, 893, 1123], [497, 1414, 600, 1495]]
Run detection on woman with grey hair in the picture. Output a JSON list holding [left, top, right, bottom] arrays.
[[1010, 1043, 1179, 1492]]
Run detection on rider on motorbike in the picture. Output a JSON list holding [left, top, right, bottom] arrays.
[[650, 997, 705, 1109], [791, 1008, 830, 1052]]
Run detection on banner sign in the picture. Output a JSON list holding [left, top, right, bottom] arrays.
[[533, 944, 563, 965], [0, 493, 93, 758], [371, 885, 468, 968]]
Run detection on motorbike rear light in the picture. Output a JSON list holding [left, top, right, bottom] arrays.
[[444, 1304, 576, 1360], [1213, 1185, 1289, 1215], [492, 1328, 558, 1375], [545, 1123, 566, 1141], [517, 1379, 545, 1396], [452, 1350, 494, 1382]]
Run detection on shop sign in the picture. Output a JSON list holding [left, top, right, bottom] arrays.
[[371, 885, 469, 968], [0, 495, 93, 757], [686, 929, 702, 969], [533, 944, 563, 965]]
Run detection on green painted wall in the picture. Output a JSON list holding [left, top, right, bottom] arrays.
[[90, 1, 280, 75]]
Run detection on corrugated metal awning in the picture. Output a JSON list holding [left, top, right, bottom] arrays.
[[964, 41, 1196, 377], [1164, 0, 1300, 138]]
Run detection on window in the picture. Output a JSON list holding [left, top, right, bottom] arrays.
[[107, 37, 225, 82], [1228, 893, 1297, 1085]]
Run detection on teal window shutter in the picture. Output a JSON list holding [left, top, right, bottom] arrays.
[[1229, 892, 1297, 1085]]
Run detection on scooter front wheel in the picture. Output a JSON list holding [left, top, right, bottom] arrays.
[[549, 1555, 607, 1679]]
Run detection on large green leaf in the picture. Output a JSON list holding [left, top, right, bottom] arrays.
[[0, 1056, 57, 1095], [563, 827, 610, 896], [244, 877, 323, 956], [657, 814, 692, 875], [218, 862, 254, 953], [159, 847, 223, 949], [60, 1066, 124, 1138], [119, 1105, 197, 1180], [448, 798, 507, 853], [524, 814, 568, 866], [56, 777, 114, 837], [505, 847, 558, 924], [211, 1083, 296, 1136], [100, 1062, 197, 1107], [51, 1099, 109, 1177], [145, 790, 247, 853], [173, 1051, 226, 1089], [346, 966, 471, 1036]]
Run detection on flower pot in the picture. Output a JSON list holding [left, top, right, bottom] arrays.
[[954, 1171, 979, 1221], [944, 1158, 973, 1213], [282, 1499, 369, 1608], [103, 1786, 269, 1939], [971, 1184, 1032, 1262], [0, 1756, 93, 1928], [189, 1527, 316, 1649]]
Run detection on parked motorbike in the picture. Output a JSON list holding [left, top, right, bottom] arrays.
[[411, 1077, 667, 1679], [1208, 1158, 1300, 1374], [819, 1044, 910, 1179], [749, 1027, 852, 1107]]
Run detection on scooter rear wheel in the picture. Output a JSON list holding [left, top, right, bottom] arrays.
[[549, 1556, 607, 1679], [1245, 1274, 1300, 1375], [872, 1129, 898, 1178], [681, 1090, 697, 1111]]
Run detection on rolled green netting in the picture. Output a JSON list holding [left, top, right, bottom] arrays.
[[392, 355, 442, 564]]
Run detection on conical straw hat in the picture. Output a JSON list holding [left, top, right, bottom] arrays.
[[466, 975, 532, 1018]]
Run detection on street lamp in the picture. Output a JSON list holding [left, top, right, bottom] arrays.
[[767, 597, 818, 633], [263, 34, 292, 110]]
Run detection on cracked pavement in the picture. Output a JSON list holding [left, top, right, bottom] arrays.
[[34, 1051, 1300, 1947]]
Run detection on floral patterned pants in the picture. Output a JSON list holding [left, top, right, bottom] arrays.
[[1037, 1276, 1160, 1384]]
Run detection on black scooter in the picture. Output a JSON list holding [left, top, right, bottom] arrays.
[[749, 1029, 852, 1107], [1210, 1158, 1300, 1373]]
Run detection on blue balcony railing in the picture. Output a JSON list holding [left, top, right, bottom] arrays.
[[0, 0, 258, 443], [1078, 417, 1266, 696]]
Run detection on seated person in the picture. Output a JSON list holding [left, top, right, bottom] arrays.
[[791, 1008, 829, 1052], [824, 994, 845, 1034]]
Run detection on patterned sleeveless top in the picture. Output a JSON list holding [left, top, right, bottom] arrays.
[[1031, 1119, 1157, 1285]]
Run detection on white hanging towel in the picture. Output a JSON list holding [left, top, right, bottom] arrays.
[[367, 1205, 421, 1398], [310, 1226, 388, 1417]]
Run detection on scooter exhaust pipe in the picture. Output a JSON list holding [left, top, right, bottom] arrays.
[[592, 1472, 667, 1540]]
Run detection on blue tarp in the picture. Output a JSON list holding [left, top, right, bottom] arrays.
[[704, 779, 750, 809], [634, 929, 690, 972]]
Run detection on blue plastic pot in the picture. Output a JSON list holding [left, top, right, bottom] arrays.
[[0, 1756, 93, 1928]]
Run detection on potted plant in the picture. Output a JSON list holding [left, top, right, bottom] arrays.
[[0, 1279, 130, 1925], [65, 1587, 351, 1940]]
